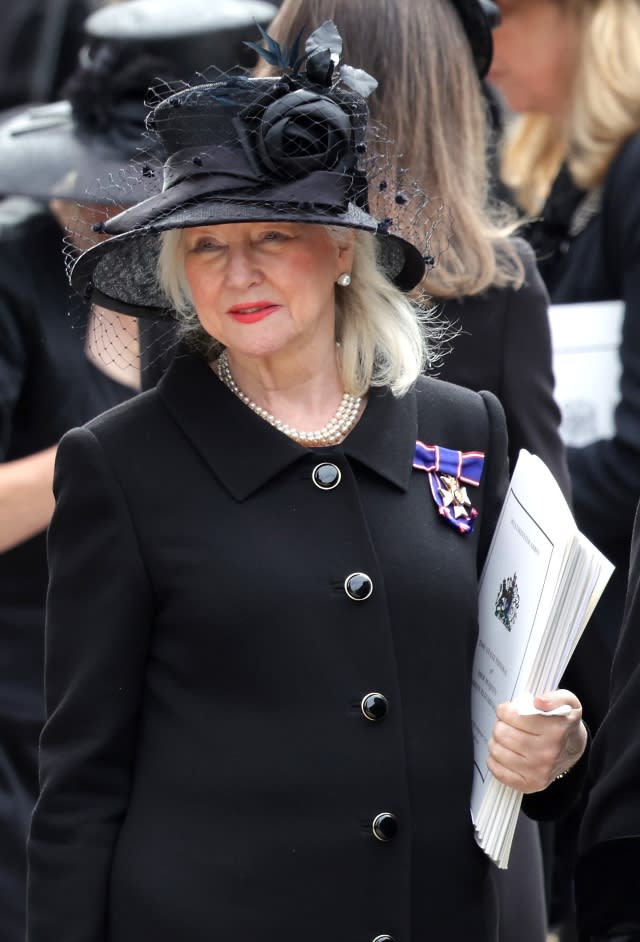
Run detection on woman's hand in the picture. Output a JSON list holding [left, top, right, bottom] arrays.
[[487, 690, 588, 793]]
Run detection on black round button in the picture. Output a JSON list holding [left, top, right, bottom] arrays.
[[361, 692, 389, 722], [372, 812, 398, 842], [312, 462, 341, 490], [344, 572, 373, 601], [372, 936, 396, 942]]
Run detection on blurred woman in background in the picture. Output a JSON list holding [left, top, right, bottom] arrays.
[[490, 1, 640, 936], [492, 0, 640, 650]]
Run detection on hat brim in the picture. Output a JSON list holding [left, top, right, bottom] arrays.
[[71, 203, 426, 319], [0, 102, 159, 205]]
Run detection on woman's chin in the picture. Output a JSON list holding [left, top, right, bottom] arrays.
[[219, 326, 330, 366], [222, 334, 299, 363]]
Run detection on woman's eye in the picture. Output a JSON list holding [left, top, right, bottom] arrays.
[[259, 230, 291, 244], [190, 238, 224, 253]]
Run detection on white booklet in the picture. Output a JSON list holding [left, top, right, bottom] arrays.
[[470, 449, 614, 868], [548, 300, 624, 446]]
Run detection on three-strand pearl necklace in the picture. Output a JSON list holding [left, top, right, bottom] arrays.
[[217, 349, 362, 446]]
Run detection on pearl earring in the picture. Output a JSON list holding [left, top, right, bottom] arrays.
[[337, 272, 352, 287]]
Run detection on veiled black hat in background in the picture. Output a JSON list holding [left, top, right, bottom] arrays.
[[70, 21, 429, 319], [0, 0, 277, 205]]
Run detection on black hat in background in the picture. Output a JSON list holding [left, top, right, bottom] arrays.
[[451, 0, 500, 78], [0, 0, 277, 205]]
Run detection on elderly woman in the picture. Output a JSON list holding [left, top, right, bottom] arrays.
[[26, 27, 587, 942]]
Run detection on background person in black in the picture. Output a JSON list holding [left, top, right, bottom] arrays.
[[0, 3, 276, 941]]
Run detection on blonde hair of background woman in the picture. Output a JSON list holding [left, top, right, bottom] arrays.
[[502, 0, 640, 214], [255, 0, 524, 300], [158, 227, 435, 397]]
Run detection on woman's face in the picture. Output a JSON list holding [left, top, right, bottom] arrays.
[[489, 0, 580, 117], [182, 221, 354, 362]]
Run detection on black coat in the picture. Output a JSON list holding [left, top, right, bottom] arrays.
[[576, 501, 640, 941], [27, 352, 576, 942]]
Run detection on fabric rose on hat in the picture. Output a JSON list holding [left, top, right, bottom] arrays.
[[255, 88, 354, 178]]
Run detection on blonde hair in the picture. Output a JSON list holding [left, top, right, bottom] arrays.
[[502, 0, 640, 213], [255, 0, 524, 299], [157, 226, 432, 396]]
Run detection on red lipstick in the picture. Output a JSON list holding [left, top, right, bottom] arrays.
[[227, 301, 280, 324]]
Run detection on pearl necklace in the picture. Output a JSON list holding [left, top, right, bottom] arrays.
[[217, 350, 362, 446]]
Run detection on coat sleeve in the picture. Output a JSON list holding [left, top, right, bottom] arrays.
[[26, 425, 154, 942], [574, 501, 640, 940], [567, 136, 640, 553], [501, 239, 572, 502]]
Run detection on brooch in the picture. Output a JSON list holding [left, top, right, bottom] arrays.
[[413, 442, 485, 534]]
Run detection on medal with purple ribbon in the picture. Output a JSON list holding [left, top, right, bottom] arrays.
[[413, 441, 485, 534]]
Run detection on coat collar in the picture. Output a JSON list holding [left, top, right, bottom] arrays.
[[157, 349, 417, 500]]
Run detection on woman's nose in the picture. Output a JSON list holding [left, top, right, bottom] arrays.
[[224, 245, 263, 288]]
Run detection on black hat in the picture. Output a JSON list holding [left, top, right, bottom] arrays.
[[70, 22, 428, 318], [451, 0, 500, 78], [0, 0, 277, 205]]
